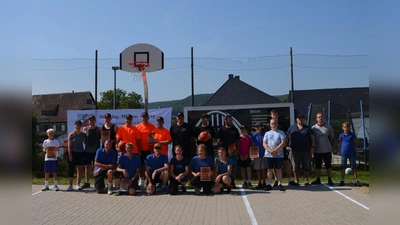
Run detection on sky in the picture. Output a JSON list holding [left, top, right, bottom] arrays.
[[2, 1, 399, 102]]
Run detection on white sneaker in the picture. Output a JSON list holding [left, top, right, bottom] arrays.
[[53, 185, 59, 191], [76, 184, 82, 190], [67, 185, 73, 191], [108, 189, 113, 195], [42, 186, 49, 191], [138, 179, 144, 187]]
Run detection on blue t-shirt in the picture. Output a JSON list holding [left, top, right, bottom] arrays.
[[145, 154, 168, 174], [117, 154, 141, 179], [263, 130, 286, 158], [252, 132, 266, 157], [94, 148, 117, 173], [189, 156, 214, 173], [287, 124, 314, 152], [339, 132, 356, 154], [215, 157, 233, 176]]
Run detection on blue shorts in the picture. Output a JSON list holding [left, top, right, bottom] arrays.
[[44, 161, 57, 173], [228, 155, 238, 169], [341, 153, 356, 169], [265, 158, 283, 169]]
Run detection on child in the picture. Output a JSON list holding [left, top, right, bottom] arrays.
[[42, 129, 61, 191], [338, 122, 360, 186], [239, 125, 252, 188]]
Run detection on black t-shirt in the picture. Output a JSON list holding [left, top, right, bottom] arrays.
[[170, 123, 193, 158], [169, 157, 190, 176], [101, 124, 117, 150], [86, 127, 101, 153], [287, 124, 314, 152], [217, 126, 240, 151], [194, 125, 216, 156]]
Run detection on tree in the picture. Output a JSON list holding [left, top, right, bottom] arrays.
[[97, 89, 144, 109]]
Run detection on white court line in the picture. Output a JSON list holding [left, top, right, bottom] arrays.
[[32, 190, 42, 196], [322, 183, 369, 210], [238, 185, 258, 225]]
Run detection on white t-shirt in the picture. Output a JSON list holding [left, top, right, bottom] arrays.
[[42, 139, 61, 161]]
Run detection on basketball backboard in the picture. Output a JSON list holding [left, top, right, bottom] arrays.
[[120, 43, 164, 72]]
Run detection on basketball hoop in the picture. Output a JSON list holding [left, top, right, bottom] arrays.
[[128, 61, 149, 81]]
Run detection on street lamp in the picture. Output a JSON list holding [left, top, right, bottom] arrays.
[[111, 66, 120, 109]]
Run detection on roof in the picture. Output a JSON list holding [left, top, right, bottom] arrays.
[[203, 74, 281, 106], [289, 87, 369, 117], [32, 91, 95, 123]]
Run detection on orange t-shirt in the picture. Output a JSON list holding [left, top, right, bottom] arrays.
[[136, 122, 156, 151], [152, 127, 172, 156], [115, 125, 141, 153]]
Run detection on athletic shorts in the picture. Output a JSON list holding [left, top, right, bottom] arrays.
[[149, 172, 162, 185], [84, 152, 96, 165], [228, 155, 238, 169], [291, 151, 311, 173], [238, 157, 251, 168], [140, 150, 151, 164], [94, 171, 109, 189], [265, 157, 283, 169], [341, 153, 356, 169], [44, 161, 57, 173], [253, 158, 266, 170], [314, 152, 332, 169]]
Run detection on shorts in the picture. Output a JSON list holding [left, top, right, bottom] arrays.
[[94, 171, 109, 189], [291, 151, 311, 173], [44, 161, 57, 173], [238, 157, 251, 168], [228, 155, 238, 169], [149, 172, 162, 185], [216, 175, 233, 187], [265, 158, 283, 169], [68, 152, 85, 177], [253, 158, 266, 170], [112, 171, 139, 190], [314, 152, 332, 169], [140, 150, 151, 165], [341, 153, 356, 169], [84, 152, 96, 165]]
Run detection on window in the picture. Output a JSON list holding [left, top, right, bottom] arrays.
[[61, 124, 66, 131], [53, 124, 57, 131], [41, 111, 53, 116]]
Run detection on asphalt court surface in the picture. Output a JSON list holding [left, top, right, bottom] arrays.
[[32, 183, 369, 225]]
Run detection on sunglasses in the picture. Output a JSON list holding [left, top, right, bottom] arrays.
[[155, 147, 162, 150]]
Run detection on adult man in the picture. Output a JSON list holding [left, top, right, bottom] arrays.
[[152, 116, 172, 157], [286, 114, 315, 185], [101, 113, 119, 153], [113, 142, 141, 195], [115, 114, 141, 160], [265, 109, 298, 186], [170, 112, 194, 159], [311, 112, 335, 185], [252, 122, 267, 189], [145, 143, 169, 195], [136, 112, 156, 187], [82, 115, 101, 189], [194, 114, 216, 160], [93, 140, 117, 194], [217, 115, 240, 189]]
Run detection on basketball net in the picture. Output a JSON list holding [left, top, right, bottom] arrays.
[[128, 61, 149, 112]]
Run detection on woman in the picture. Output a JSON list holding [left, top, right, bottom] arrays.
[[213, 147, 233, 194], [189, 144, 214, 194], [169, 145, 190, 195], [67, 120, 87, 191]]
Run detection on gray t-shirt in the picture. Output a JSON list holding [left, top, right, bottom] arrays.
[[311, 123, 334, 153]]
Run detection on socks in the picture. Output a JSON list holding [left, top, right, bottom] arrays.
[[267, 180, 272, 185], [45, 181, 49, 187], [54, 181, 58, 185], [278, 181, 281, 185], [107, 183, 112, 189], [288, 177, 293, 182]]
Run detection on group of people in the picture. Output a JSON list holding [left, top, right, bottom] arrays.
[[40, 109, 361, 195]]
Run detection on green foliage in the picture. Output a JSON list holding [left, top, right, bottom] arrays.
[[32, 113, 43, 176], [97, 89, 144, 109]]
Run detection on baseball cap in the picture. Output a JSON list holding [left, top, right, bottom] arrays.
[[156, 116, 164, 121], [154, 143, 162, 149], [126, 114, 133, 119], [141, 111, 149, 117], [296, 114, 305, 119], [88, 115, 96, 120], [75, 120, 82, 125], [177, 112, 184, 117], [254, 122, 262, 127], [104, 113, 111, 118]]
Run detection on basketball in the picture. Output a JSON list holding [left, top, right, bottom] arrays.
[[198, 131, 210, 142], [345, 168, 353, 175], [118, 141, 126, 151]]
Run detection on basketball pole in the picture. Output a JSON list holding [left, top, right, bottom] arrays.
[[142, 71, 148, 113]]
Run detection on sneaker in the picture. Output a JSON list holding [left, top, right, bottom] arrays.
[[265, 184, 272, 191], [262, 182, 267, 189], [113, 191, 120, 196], [138, 179, 144, 187], [231, 183, 238, 189], [181, 186, 187, 193], [226, 187, 232, 194], [288, 181, 300, 187], [156, 183, 162, 192], [42, 186, 49, 191], [355, 181, 362, 187], [247, 182, 253, 188], [273, 180, 278, 187], [108, 189, 113, 195], [242, 181, 248, 189], [161, 187, 168, 194], [304, 181, 310, 186], [339, 181, 345, 186], [76, 184, 82, 190], [328, 178, 334, 186], [53, 185, 59, 191], [82, 183, 90, 189], [194, 188, 200, 194], [311, 179, 321, 185], [67, 185, 73, 191], [255, 183, 263, 190], [278, 184, 285, 191]]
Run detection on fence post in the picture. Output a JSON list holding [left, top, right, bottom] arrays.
[[327, 100, 331, 125], [191, 47, 194, 106], [307, 103, 312, 126]]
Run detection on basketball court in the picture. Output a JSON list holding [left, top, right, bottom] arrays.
[[32, 183, 368, 225]]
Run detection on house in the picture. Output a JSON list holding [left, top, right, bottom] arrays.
[[32, 91, 96, 143], [203, 74, 281, 106]]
